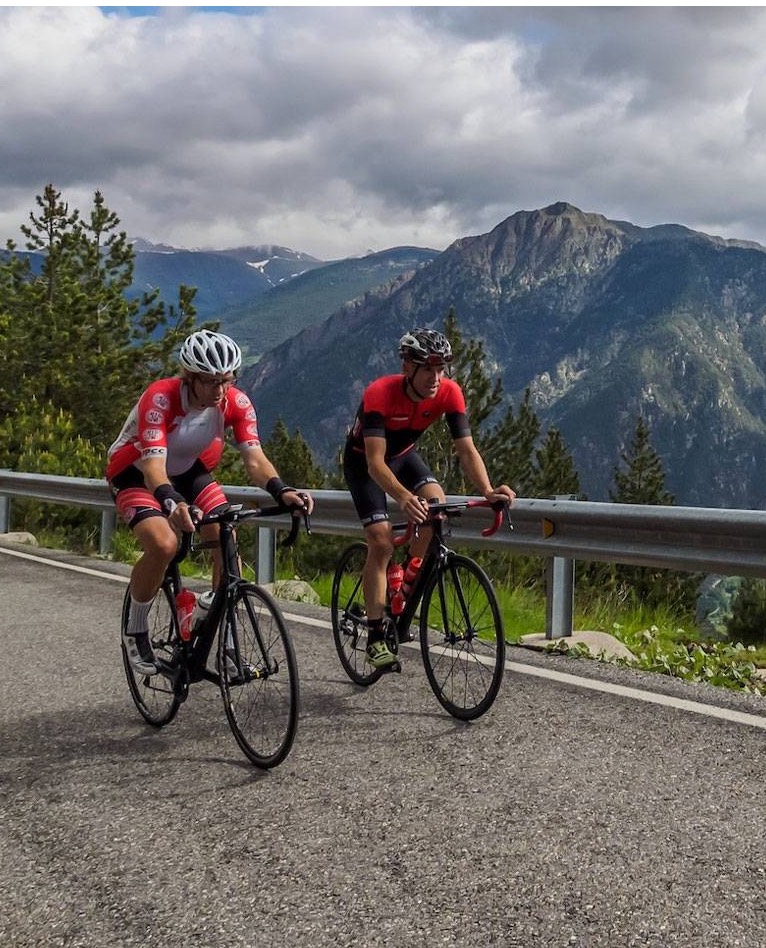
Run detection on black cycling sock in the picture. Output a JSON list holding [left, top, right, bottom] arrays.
[[367, 618, 385, 644]]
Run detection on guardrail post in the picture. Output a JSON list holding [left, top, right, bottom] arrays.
[[100, 509, 116, 556], [257, 527, 276, 585], [0, 495, 8, 533], [545, 555, 575, 638], [545, 494, 576, 639]]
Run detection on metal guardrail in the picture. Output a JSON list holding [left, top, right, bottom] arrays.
[[2, 469, 766, 638]]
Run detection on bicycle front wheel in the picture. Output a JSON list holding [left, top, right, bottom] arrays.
[[218, 583, 299, 768], [419, 554, 505, 720], [121, 586, 182, 727], [330, 542, 383, 686]]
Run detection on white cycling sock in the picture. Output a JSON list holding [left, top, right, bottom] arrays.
[[127, 595, 153, 636]]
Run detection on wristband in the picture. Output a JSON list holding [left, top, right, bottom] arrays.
[[153, 483, 185, 516], [265, 477, 295, 502]]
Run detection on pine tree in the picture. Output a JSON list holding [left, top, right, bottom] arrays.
[[611, 415, 674, 505], [599, 415, 698, 613], [262, 418, 325, 490], [0, 184, 202, 454], [487, 388, 542, 497], [534, 426, 582, 499]]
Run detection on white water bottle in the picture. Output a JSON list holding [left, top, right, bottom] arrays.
[[191, 589, 215, 629]]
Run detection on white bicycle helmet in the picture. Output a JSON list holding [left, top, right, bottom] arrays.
[[179, 330, 242, 375]]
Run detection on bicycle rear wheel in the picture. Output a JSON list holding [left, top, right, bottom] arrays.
[[218, 583, 299, 768], [121, 586, 182, 727], [419, 553, 505, 720], [330, 542, 382, 686]]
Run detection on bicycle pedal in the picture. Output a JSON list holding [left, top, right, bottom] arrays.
[[381, 661, 402, 674]]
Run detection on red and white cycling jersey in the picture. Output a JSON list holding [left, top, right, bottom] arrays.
[[106, 377, 261, 479]]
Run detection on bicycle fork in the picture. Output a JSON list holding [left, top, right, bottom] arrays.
[[226, 593, 277, 681], [436, 554, 475, 645]]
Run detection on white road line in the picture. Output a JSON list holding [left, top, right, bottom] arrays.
[[5, 545, 766, 730], [0, 545, 130, 581]]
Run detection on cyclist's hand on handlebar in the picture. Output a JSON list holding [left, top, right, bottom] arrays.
[[484, 484, 516, 506], [169, 501, 200, 533], [400, 493, 429, 524], [281, 488, 314, 514]]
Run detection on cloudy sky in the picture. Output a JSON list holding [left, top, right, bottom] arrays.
[[3, 5, 766, 260]]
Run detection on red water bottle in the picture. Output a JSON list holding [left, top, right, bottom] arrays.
[[387, 561, 405, 615], [402, 557, 423, 596], [175, 588, 197, 642]]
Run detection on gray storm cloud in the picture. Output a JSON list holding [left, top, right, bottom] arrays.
[[1, 5, 766, 258]]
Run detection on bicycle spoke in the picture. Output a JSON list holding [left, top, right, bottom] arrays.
[[331, 542, 382, 686], [121, 585, 182, 727], [219, 584, 299, 768], [420, 554, 505, 720]]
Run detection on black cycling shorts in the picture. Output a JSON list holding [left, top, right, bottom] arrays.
[[343, 443, 437, 527]]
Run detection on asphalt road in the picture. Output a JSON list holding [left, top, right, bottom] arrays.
[[2, 542, 766, 948]]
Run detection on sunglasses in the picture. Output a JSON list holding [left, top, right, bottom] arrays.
[[195, 374, 236, 388], [412, 354, 451, 369]]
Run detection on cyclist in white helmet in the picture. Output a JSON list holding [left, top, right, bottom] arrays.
[[107, 329, 314, 676], [343, 327, 515, 670]]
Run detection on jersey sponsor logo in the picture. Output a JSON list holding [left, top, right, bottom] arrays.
[[143, 428, 163, 442], [235, 393, 251, 409], [245, 424, 259, 438], [145, 409, 163, 424], [142, 447, 166, 457], [153, 394, 170, 410], [245, 408, 256, 421]]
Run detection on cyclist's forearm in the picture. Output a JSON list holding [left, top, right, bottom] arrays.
[[456, 446, 493, 497], [139, 456, 174, 493], [368, 458, 410, 505]]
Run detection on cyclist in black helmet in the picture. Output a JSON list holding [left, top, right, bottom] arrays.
[[343, 327, 515, 670]]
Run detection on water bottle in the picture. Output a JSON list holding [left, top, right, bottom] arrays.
[[191, 589, 215, 631], [387, 561, 405, 615], [175, 588, 197, 642], [402, 557, 423, 596]]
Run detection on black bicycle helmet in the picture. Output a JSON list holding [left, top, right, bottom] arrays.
[[398, 328, 453, 364]]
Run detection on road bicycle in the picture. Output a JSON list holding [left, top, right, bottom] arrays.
[[121, 501, 310, 768], [330, 499, 511, 720]]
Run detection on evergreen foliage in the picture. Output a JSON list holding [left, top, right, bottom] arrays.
[[726, 577, 766, 647], [0, 184, 208, 545], [581, 415, 699, 613], [262, 419, 326, 491], [610, 416, 674, 505], [1, 184, 202, 455]]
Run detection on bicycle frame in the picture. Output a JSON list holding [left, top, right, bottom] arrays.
[[388, 500, 508, 642], [158, 503, 310, 690], [330, 498, 510, 719]]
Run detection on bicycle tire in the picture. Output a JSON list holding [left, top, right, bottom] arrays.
[[121, 586, 182, 727], [218, 583, 299, 768], [419, 553, 505, 720], [330, 542, 383, 686]]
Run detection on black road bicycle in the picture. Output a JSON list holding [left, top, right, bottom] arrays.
[[331, 499, 511, 721], [121, 502, 310, 768]]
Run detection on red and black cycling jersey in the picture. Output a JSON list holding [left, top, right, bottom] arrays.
[[346, 374, 471, 460]]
